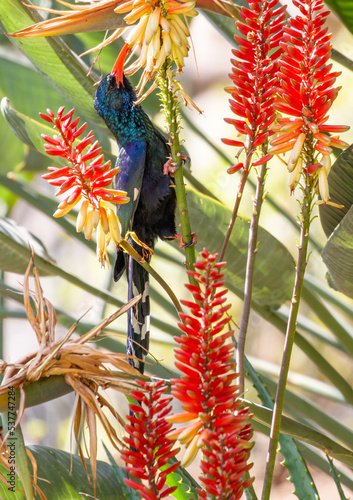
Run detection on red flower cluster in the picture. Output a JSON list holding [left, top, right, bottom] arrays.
[[121, 379, 180, 500], [223, 0, 286, 166], [167, 249, 253, 498], [40, 107, 130, 265], [270, 0, 349, 200], [41, 107, 129, 214], [199, 426, 253, 500]]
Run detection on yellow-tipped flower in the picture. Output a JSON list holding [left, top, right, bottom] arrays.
[[287, 133, 306, 173], [115, 0, 198, 79]]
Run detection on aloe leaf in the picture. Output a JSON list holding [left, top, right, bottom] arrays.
[[249, 356, 344, 402], [277, 306, 344, 352], [259, 372, 353, 451], [297, 443, 353, 493], [319, 145, 353, 238], [322, 204, 353, 300], [0, 445, 125, 499], [301, 285, 353, 356], [185, 189, 295, 308], [259, 307, 353, 405], [165, 458, 200, 500], [304, 274, 353, 325]]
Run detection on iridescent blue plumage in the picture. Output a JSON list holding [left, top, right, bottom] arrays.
[[94, 72, 176, 374]]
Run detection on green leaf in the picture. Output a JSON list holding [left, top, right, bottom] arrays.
[[322, 204, 353, 299], [0, 445, 125, 499], [1, 423, 33, 500], [166, 459, 200, 500], [0, 54, 70, 120], [259, 371, 353, 453], [0, 217, 56, 276], [0, 107, 26, 175], [326, 454, 350, 500], [319, 145, 353, 238], [245, 358, 319, 500], [0, 0, 98, 122], [0, 376, 72, 414], [247, 400, 353, 469], [324, 0, 353, 34], [102, 443, 142, 499], [185, 189, 295, 308]]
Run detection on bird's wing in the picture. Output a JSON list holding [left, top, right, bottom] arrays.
[[114, 140, 147, 238]]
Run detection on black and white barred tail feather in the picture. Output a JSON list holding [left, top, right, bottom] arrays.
[[127, 251, 150, 374], [114, 242, 150, 374]]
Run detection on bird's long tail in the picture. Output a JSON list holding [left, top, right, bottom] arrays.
[[126, 252, 150, 374]]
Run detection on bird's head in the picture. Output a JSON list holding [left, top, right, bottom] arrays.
[[94, 44, 136, 118]]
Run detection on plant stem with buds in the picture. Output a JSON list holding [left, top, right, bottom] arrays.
[[158, 66, 196, 277], [262, 173, 314, 500]]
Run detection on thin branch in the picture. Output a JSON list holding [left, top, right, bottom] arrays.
[[261, 173, 313, 500], [237, 162, 267, 394]]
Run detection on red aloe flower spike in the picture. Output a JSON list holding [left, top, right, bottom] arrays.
[[40, 107, 130, 267], [223, 0, 286, 168], [167, 248, 253, 497], [121, 379, 180, 500], [273, 0, 349, 204]]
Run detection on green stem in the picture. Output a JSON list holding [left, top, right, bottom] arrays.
[[261, 174, 313, 500], [219, 163, 250, 262], [237, 161, 267, 394], [158, 67, 196, 278]]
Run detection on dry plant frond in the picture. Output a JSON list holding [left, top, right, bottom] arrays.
[[0, 257, 144, 498]]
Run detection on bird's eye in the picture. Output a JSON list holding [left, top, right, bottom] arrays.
[[108, 76, 116, 91]]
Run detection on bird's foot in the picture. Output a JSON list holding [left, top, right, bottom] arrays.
[[163, 158, 177, 175], [173, 232, 197, 248], [126, 231, 154, 258], [163, 155, 189, 175]]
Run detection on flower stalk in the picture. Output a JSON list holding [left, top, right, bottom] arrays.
[[157, 65, 196, 276], [237, 160, 268, 394], [262, 172, 313, 500]]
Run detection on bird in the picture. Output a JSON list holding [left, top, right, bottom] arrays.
[[94, 45, 177, 374]]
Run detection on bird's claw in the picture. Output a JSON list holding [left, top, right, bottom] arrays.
[[163, 155, 189, 176], [126, 231, 154, 256], [163, 158, 178, 175], [174, 232, 197, 248]]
